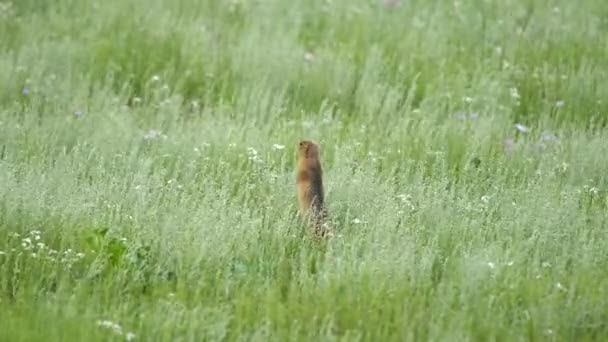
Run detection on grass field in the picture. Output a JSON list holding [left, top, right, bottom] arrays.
[[1, 0, 608, 340]]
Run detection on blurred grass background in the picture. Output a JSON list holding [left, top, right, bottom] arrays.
[[1, 0, 607, 340]]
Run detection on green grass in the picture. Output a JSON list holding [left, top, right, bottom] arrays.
[[1, 0, 607, 340]]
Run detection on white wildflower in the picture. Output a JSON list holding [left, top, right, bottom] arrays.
[[97, 320, 123, 335], [509, 87, 520, 100], [151, 75, 160, 82], [555, 100, 565, 108], [126, 332, 136, 341], [487, 262, 496, 269], [22, 238, 32, 249], [272, 144, 285, 150], [144, 129, 166, 141], [541, 261, 552, 268], [397, 194, 416, 210], [247, 147, 262, 163], [304, 52, 315, 63], [351, 218, 361, 224], [515, 123, 530, 133]]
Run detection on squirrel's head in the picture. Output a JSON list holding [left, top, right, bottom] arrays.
[[297, 140, 320, 159]]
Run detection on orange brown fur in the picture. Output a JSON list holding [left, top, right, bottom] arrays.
[[296, 140, 331, 238]]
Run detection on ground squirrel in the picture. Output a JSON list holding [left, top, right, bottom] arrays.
[[296, 140, 332, 238]]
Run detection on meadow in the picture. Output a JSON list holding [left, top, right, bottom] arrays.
[[1, 0, 607, 340]]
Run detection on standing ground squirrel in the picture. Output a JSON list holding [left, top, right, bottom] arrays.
[[296, 140, 332, 238]]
